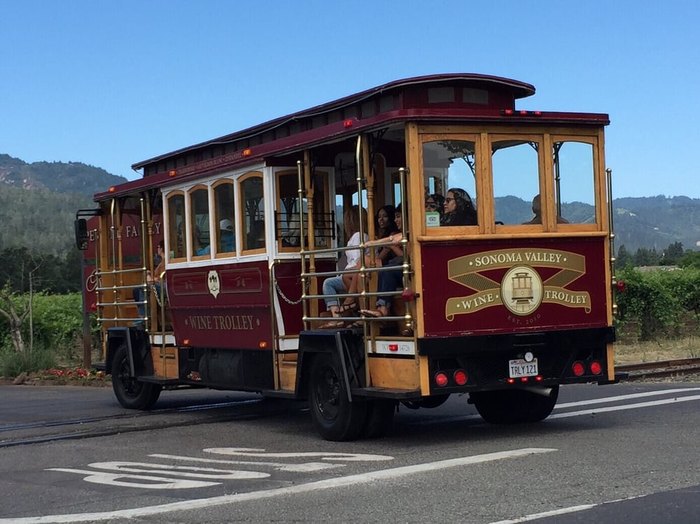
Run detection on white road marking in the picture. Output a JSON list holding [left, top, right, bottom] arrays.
[[6, 448, 556, 523], [489, 494, 645, 523], [549, 394, 700, 419], [405, 388, 700, 425], [86, 461, 269, 479], [150, 453, 344, 472], [203, 448, 394, 461], [556, 387, 700, 409], [44, 468, 218, 490]]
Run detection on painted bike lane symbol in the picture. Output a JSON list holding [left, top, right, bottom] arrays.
[[47, 448, 394, 490]]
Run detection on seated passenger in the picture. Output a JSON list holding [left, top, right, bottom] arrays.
[[321, 205, 368, 324], [523, 194, 569, 224], [219, 219, 235, 252], [361, 204, 405, 319], [133, 240, 166, 323], [426, 193, 444, 219], [375, 205, 399, 264], [441, 188, 477, 226]]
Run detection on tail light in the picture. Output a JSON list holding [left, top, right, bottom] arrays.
[[572, 361, 585, 377], [453, 369, 468, 386], [589, 360, 603, 375], [434, 372, 449, 387]]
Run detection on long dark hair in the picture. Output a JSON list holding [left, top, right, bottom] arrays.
[[376, 205, 398, 238], [441, 187, 477, 226]]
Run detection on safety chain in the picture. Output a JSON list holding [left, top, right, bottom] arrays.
[[272, 264, 305, 305]]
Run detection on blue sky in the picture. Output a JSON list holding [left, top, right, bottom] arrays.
[[1, 0, 698, 199]]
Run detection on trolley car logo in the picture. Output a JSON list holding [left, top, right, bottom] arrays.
[[445, 248, 590, 320], [207, 270, 221, 298]]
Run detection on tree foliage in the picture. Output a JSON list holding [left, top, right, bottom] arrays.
[[616, 266, 700, 340]]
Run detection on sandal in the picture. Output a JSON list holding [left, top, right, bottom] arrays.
[[360, 309, 383, 318], [339, 302, 359, 317], [319, 320, 346, 329]]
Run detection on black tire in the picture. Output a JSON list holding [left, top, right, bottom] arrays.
[[401, 394, 450, 410], [308, 353, 367, 441], [362, 400, 396, 438], [470, 386, 559, 424], [112, 344, 161, 410]]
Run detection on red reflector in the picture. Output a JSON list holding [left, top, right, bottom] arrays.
[[590, 360, 603, 375], [519, 110, 528, 115], [343, 119, 354, 128], [507, 377, 515, 384], [388, 343, 399, 352], [535, 375, 544, 382], [572, 361, 585, 377], [504, 109, 514, 115], [434, 372, 449, 387], [520, 376, 529, 383], [616, 280, 626, 293], [534, 110, 542, 116], [453, 369, 468, 386]]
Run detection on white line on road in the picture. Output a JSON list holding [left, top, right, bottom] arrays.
[[0, 448, 556, 523], [555, 387, 700, 409], [549, 393, 700, 419], [489, 494, 645, 523]]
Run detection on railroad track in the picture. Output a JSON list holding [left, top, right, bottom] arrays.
[[616, 357, 700, 381]]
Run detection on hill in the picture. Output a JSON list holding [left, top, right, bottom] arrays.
[[0, 153, 698, 256], [0, 153, 126, 197]]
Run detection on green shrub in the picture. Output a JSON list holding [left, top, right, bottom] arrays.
[[0, 341, 56, 377], [616, 267, 699, 340]]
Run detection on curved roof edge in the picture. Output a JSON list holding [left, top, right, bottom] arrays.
[[132, 73, 535, 170]]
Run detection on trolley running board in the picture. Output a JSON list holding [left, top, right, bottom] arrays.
[[351, 387, 421, 399]]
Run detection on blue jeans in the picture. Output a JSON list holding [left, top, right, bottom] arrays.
[[322, 276, 346, 308], [376, 257, 403, 308]]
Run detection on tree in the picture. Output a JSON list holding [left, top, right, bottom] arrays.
[[661, 242, 684, 265], [634, 247, 660, 266], [0, 285, 30, 354], [616, 245, 632, 268]]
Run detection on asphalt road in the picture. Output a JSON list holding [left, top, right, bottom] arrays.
[[1, 381, 699, 523]]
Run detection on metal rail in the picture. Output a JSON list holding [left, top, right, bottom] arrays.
[[617, 357, 700, 380]]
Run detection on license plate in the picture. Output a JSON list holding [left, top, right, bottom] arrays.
[[509, 358, 538, 378]]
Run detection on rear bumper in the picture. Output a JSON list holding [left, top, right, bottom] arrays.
[[419, 326, 616, 394]]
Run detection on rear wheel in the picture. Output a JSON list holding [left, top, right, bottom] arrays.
[[470, 386, 559, 424], [308, 353, 366, 441], [112, 344, 161, 410], [362, 400, 396, 438]]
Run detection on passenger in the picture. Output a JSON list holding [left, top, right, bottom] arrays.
[[523, 194, 569, 224], [375, 205, 399, 265], [441, 188, 477, 226], [321, 205, 368, 323], [361, 204, 405, 319], [425, 193, 445, 223], [133, 240, 165, 323], [219, 219, 235, 252]]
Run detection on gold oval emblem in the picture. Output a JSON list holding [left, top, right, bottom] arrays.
[[501, 265, 543, 316]]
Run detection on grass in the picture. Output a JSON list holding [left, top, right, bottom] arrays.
[[614, 335, 700, 364]]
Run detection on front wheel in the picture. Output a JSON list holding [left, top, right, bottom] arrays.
[[470, 386, 559, 424], [112, 344, 161, 410], [308, 353, 366, 441]]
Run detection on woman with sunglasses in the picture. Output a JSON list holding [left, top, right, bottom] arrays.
[[425, 193, 445, 222], [441, 187, 477, 226]]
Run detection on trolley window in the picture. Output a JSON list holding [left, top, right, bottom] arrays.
[[189, 186, 210, 259], [214, 180, 236, 256], [552, 139, 596, 224], [239, 172, 266, 253], [491, 137, 542, 225], [166, 191, 186, 261]]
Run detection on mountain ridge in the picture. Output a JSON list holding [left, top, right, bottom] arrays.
[[1, 153, 698, 255]]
